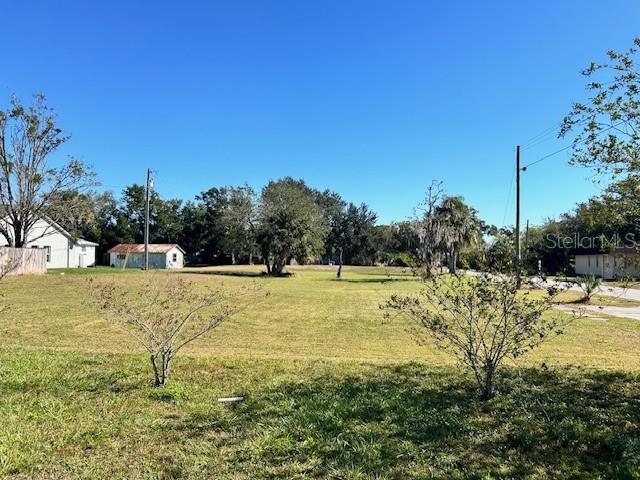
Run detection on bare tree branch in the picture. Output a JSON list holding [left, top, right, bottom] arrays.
[[89, 274, 267, 387], [0, 94, 97, 247]]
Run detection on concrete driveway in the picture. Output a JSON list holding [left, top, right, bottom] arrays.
[[555, 303, 640, 321], [534, 277, 640, 321], [464, 272, 640, 321]]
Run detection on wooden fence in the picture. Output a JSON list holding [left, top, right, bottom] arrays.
[[0, 247, 47, 275]]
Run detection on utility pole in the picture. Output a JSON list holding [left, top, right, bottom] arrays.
[[144, 168, 152, 271], [515, 146, 521, 288]]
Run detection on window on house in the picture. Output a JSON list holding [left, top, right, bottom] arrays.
[[44, 246, 51, 263], [172, 253, 178, 262], [588, 256, 591, 268], [117, 254, 126, 260], [81, 246, 87, 253]]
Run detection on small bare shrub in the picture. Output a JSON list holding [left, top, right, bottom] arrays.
[[616, 275, 639, 293], [90, 275, 265, 387], [383, 274, 567, 400]]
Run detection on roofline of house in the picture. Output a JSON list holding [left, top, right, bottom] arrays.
[[107, 244, 186, 254], [1, 213, 96, 247], [76, 239, 99, 247]]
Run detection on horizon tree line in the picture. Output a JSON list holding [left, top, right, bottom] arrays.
[[3, 36, 639, 276]]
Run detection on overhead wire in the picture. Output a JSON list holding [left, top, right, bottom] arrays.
[[521, 121, 624, 171], [501, 166, 516, 227]]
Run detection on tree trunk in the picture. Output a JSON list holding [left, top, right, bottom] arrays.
[[249, 253, 253, 265], [231, 251, 236, 265], [448, 247, 457, 275], [161, 350, 171, 385], [271, 258, 286, 276], [480, 365, 495, 400], [13, 220, 24, 248], [150, 354, 161, 387], [150, 351, 171, 387], [336, 249, 343, 278]]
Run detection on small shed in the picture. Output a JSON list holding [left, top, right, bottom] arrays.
[[107, 244, 186, 269], [573, 247, 640, 280]]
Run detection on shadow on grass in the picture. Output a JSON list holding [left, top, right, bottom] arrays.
[[355, 269, 415, 277], [555, 298, 593, 305], [338, 277, 416, 284], [177, 364, 640, 479], [3, 351, 640, 478], [183, 269, 268, 278]]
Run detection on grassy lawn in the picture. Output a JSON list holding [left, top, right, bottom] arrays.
[[1, 266, 639, 478]]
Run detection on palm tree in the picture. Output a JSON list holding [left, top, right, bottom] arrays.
[[436, 196, 481, 274]]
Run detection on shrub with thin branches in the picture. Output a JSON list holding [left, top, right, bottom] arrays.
[[90, 275, 265, 387], [383, 274, 568, 400]]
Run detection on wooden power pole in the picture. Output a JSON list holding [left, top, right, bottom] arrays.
[[515, 146, 521, 287], [144, 168, 152, 271]]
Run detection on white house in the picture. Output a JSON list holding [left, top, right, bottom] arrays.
[[0, 217, 98, 269], [574, 247, 640, 280], [108, 244, 185, 269]]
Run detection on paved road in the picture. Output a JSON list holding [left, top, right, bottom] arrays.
[[592, 284, 640, 301], [464, 272, 640, 321], [555, 303, 640, 321], [534, 278, 640, 321]]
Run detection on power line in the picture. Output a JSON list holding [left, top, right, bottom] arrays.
[[521, 124, 559, 149], [521, 118, 594, 152], [501, 166, 516, 226], [521, 122, 623, 171], [521, 144, 574, 170], [522, 131, 559, 150]]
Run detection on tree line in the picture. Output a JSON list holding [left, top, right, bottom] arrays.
[[75, 178, 380, 272], [71, 174, 507, 276], [2, 37, 639, 277]]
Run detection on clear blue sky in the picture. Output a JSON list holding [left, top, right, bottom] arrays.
[[2, 1, 639, 226]]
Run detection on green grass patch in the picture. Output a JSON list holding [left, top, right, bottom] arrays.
[[1, 265, 639, 478], [48, 266, 144, 275], [1, 350, 639, 479]]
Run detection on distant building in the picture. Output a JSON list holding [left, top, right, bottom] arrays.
[[0, 216, 97, 269], [107, 244, 185, 269], [573, 247, 640, 279]]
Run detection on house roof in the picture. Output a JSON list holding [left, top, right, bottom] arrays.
[[76, 239, 99, 247], [1, 214, 98, 247], [108, 244, 186, 254]]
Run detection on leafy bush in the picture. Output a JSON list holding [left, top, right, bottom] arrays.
[[384, 274, 567, 400], [576, 275, 601, 303]]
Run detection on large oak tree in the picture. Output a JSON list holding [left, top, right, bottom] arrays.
[[256, 177, 327, 275]]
